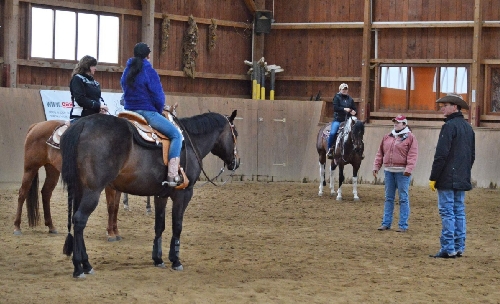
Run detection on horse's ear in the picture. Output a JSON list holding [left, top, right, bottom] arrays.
[[229, 110, 237, 122]]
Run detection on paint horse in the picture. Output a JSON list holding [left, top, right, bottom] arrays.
[[316, 116, 365, 200], [60, 110, 239, 278]]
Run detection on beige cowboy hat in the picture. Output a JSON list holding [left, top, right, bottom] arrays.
[[436, 94, 469, 110]]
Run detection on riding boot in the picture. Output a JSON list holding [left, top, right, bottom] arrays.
[[163, 157, 182, 187]]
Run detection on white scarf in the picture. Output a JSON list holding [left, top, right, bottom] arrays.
[[391, 126, 410, 137]]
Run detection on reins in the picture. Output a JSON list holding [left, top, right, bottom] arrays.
[[171, 113, 237, 187]]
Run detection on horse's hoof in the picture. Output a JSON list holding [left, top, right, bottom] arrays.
[[123, 205, 130, 211], [155, 262, 166, 268], [107, 236, 117, 242], [115, 235, 123, 241], [13, 230, 22, 236], [73, 273, 86, 279], [84, 268, 95, 275], [145, 208, 152, 215], [336, 197, 343, 201], [354, 197, 360, 201], [49, 229, 58, 234], [318, 192, 323, 196], [172, 264, 184, 271]]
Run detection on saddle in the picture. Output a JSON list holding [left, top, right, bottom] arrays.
[[46, 122, 69, 149], [117, 111, 172, 166]]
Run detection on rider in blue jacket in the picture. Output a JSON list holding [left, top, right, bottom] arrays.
[[121, 42, 183, 187]]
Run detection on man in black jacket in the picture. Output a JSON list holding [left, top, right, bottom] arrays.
[[429, 94, 475, 259]]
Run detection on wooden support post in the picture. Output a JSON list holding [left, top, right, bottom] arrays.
[[141, 0, 155, 63], [471, 0, 483, 127], [4, 0, 19, 88], [360, 0, 373, 121]]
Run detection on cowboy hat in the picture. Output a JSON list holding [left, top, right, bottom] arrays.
[[436, 94, 469, 110]]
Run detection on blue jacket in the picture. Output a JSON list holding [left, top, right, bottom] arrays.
[[430, 112, 475, 191], [121, 58, 165, 113]]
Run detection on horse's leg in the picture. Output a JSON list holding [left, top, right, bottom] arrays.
[[145, 196, 152, 215], [14, 169, 39, 235], [105, 187, 122, 241], [169, 189, 193, 271], [352, 164, 360, 201], [330, 161, 337, 196], [336, 165, 344, 201], [40, 164, 60, 233], [152, 196, 167, 268], [72, 190, 100, 278], [318, 161, 325, 196], [123, 193, 129, 211]]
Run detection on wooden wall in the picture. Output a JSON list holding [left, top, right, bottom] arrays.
[[3, 0, 500, 126], [12, 0, 253, 97]]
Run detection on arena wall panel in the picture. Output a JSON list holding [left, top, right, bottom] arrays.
[[1, 88, 499, 189]]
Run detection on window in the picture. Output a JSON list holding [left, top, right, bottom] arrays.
[[378, 65, 469, 112], [31, 7, 119, 64]]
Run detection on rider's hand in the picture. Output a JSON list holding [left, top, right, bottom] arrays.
[[403, 172, 411, 177], [350, 110, 357, 115], [344, 108, 351, 113], [429, 180, 437, 191], [373, 170, 378, 178]]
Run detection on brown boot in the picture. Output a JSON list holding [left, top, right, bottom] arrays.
[[163, 157, 183, 187]]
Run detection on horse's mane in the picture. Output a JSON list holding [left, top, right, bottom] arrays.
[[178, 112, 227, 135], [352, 120, 365, 137]]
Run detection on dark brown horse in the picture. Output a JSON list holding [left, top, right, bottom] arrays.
[[14, 119, 126, 241], [316, 117, 365, 200], [60, 110, 239, 278]]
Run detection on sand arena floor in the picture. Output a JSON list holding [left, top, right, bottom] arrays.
[[1, 181, 499, 303]]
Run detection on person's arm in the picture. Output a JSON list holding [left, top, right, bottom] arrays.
[[372, 136, 386, 176], [145, 66, 166, 113], [332, 94, 344, 113], [404, 134, 419, 175], [70, 76, 101, 111], [430, 124, 453, 181]]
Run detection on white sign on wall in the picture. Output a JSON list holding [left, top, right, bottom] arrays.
[[40, 90, 124, 121]]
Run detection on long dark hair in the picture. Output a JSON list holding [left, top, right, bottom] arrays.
[[72, 55, 97, 77], [125, 42, 151, 87]]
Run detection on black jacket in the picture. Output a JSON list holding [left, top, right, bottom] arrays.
[[69, 73, 102, 119], [332, 92, 356, 122], [430, 112, 475, 191]]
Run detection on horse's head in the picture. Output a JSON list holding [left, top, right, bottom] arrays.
[[213, 110, 240, 171], [350, 119, 365, 154]]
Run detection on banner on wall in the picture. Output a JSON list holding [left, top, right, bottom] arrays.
[[40, 90, 124, 121]]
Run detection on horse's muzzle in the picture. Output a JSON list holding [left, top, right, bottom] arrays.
[[228, 158, 240, 171]]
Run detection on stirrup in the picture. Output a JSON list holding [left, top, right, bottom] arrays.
[[326, 148, 334, 159], [162, 175, 183, 187]]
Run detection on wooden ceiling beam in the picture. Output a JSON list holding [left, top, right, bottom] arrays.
[[243, 0, 257, 14]]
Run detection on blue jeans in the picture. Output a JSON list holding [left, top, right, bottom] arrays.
[[437, 189, 466, 255], [132, 110, 182, 159], [327, 121, 341, 149], [381, 171, 410, 229]]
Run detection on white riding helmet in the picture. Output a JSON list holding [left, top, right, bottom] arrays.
[[339, 83, 348, 91]]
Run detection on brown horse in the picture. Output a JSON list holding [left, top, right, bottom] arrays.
[[316, 117, 365, 200], [14, 120, 123, 241]]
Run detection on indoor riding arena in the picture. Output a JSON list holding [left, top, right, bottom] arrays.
[[1, 1, 500, 303]]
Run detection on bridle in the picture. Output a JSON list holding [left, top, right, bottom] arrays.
[[173, 113, 239, 187]]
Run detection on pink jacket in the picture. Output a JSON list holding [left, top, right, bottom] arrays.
[[373, 131, 418, 174]]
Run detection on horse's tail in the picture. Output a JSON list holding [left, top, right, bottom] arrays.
[[26, 172, 40, 227], [61, 120, 86, 256], [339, 167, 345, 189]]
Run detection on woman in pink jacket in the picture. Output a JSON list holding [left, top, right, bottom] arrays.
[[373, 115, 418, 232]]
